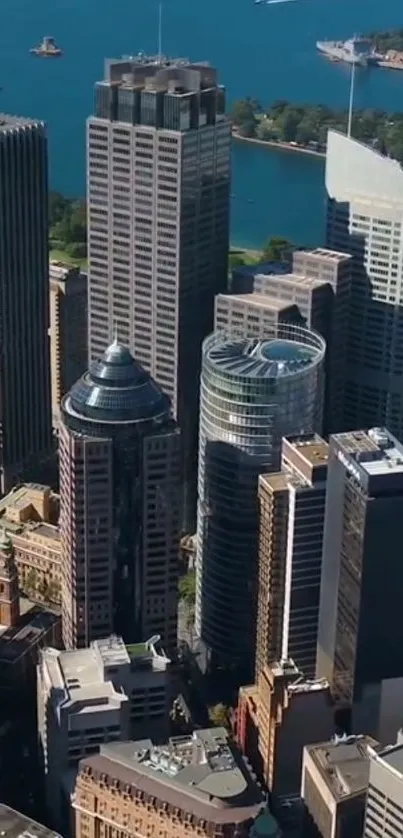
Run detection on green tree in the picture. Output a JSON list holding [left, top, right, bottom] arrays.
[[228, 253, 245, 271], [230, 98, 260, 126], [208, 703, 232, 729], [178, 570, 196, 607], [263, 236, 293, 262]]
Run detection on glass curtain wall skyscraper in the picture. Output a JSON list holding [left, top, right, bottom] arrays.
[[87, 56, 231, 529], [0, 116, 53, 492], [326, 130, 403, 437], [195, 324, 325, 677]]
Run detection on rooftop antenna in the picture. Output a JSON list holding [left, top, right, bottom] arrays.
[[347, 61, 356, 139], [112, 320, 118, 345], [158, 2, 163, 62]]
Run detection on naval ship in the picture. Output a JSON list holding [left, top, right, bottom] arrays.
[[316, 35, 378, 66]]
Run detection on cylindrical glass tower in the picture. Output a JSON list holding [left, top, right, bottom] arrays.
[[195, 323, 326, 677]]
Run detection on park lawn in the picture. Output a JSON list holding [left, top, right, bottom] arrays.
[[50, 248, 88, 269]]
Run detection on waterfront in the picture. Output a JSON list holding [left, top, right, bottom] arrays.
[[0, 0, 402, 247]]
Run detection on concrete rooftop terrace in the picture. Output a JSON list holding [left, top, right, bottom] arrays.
[[0, 804, 62, 838], [80, 729, 263, 822], [307, 735, 380, 801]]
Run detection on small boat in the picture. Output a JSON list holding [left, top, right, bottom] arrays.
[[30, 36, 62, 57]]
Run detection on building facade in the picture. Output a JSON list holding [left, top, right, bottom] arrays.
[[195, 324, 325, 676], [0, 531, 60, 701], [59, 341, 181, 651], [87, 55, 231, 528], [0, 116, 53, 493], [0, 484, 61, 605], [326, 130, 403, 437], [364, 737, 403, 838], [255, 434, 328, 681], [231, 247, 352, 434], [49, 261, 87, 427], [37, 641, 131, 828], [73, 730, 265, 838], [236, 659, 334, 801], [302, 735, 380, 838], [317, 428, 403, 709]]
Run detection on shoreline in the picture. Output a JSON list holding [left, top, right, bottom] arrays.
[[232, 131, 326, 159]]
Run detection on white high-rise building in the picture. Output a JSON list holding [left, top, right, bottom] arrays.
[[326, 130, 403, 436], [364, 736, 403, 838]]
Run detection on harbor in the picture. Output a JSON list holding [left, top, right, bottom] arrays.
[[317, 34, 403, 70]]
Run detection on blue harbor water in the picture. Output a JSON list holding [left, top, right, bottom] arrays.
[[1, 0, 402, 247]]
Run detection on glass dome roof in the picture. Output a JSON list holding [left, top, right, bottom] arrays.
[[63, 340, 171, 425]]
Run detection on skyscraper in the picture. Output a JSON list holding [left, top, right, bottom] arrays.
[[87, 55, 231, 528], [59, 341, 181, 651], [195, 324, 325, 676], [255, 434, 329, 681], [326, 130, 403, 436], [49, 261, 87, 427], [0, 116, 52, 493], [317, 428, 403, 709]]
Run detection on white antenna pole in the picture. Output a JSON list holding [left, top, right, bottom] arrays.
[[158, 2, 163, 61], [347, 61, 355, 138]]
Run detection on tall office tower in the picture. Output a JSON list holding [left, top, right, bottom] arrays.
[[59, 341, 181, 650], [326, 130, 403, 436], [317, 428, 403, 713], [87, 56, 231, 529], [0, 117, 52, 493], [49, 261, 88, 427], [255, 434, 329, 680], [195, 324, 325, 677], [364, 736, 403, 838], [302, 735, 380, 838], [231, 247, 352, 433]]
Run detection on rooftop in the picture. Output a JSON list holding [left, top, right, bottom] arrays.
[[79, 729, 263, 823], [41, 635, 169, 712], [332, 428, 403, 482], [284, 434, 329, 467], [0, 484, 60, 546], [0, 114, 43, 131], [372, 742, 403, 778], [306, 735, 380, 801], [102, 55, 218, 93], [0, 600, 60, 664], [0, 804, 62, 838], [204, 326, 325, 380], [217, 292, 299, 311], [63, 340, 172, 427]]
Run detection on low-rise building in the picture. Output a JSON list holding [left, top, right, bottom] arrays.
[[0, 483, 61, 604], [0, 530, 60, 700], [0, 804, 62, 838], [302, 735, 380, 838], [73, 729, 266, 838], [38, 635, 171, 828]]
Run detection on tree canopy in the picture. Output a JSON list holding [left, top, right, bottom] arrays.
[[49, 192, 87, 259], [178, 570, 196, 607], [230, 98, 403, 163], [263, 236, 293, 262]]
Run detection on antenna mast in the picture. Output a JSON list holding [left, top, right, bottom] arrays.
[[347, 61, 355, 138], [158, 2, 163, 61]]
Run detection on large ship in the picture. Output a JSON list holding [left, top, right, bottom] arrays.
[[316, 35, 378, 66], [30, 36, 62, 57]]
